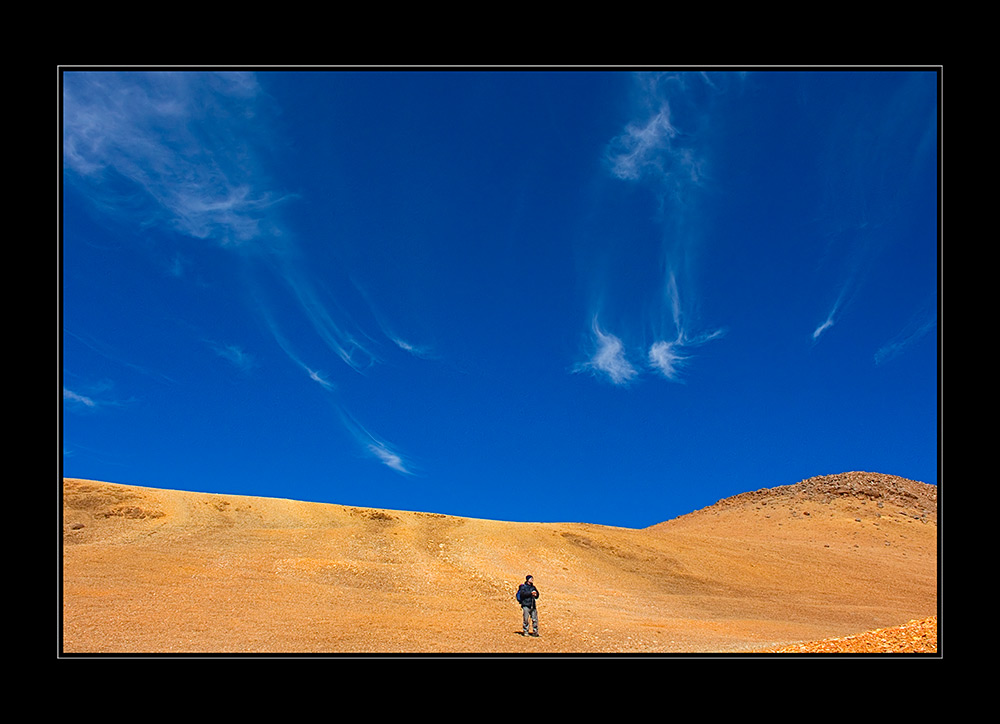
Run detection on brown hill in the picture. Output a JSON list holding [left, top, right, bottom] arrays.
[[61, 471, 938, 654]]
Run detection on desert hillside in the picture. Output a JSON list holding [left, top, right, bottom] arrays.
[[61, 471, 938, 654]]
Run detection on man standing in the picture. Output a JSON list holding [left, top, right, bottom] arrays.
[[517, 575, 540, 637]]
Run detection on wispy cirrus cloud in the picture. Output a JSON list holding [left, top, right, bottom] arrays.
[[307, 368, 336, 391], [577, 316, 638, 386], [63, 71, 287, 248], [812, 305, 839, 342], [809, 73, 937, 346], [875, 312, 936, 366], [577, 314, 724, 386], [63, 387, 96, 408], [390, 336, 434, 359], [605, 72, 717, 198], [608, 107, 680, 182], [369, 442, 411, 475], [648, 340, 686, 380], [811, 232, 873, 344], [350, 277, 436, 362], [649, 326, 725, 382], [647, 268, 724, 381], [578, 73, 727, 386], [64, 329, 177, 385], [607, 108, 704, 195], [62, 379, 131, 412], [208, 341, 256, 374], [63, 72, 377, 372], [338, 409, 416, 476], [812, 319, 834, 341], [63, 71, 410, 472], [277, 261, 381, 373], [258, 303, 336, 393]]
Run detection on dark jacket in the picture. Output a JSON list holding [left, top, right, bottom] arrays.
[[517, 583, 539, 608]]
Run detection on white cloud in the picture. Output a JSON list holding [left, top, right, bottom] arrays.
[[64, 329, 176, 384], [580, 317, 638, 386], [813, 283, 849, 343], [368, 442, 410, 474], [390, 335, 434, 359], [280, 266, 380, 372], [608, 108, 677, 182], [63, 388, 96, 408], [812, 317, 835, 341], [63, 71, 285, 249], [874, 314, 936, 366], [63, 71, 430, 483], [307, 368, 336, 391], [648, 340, 686, 380], [809, 75, 937, 348], [606, 73, 711, 198], [339, 409, 415, 476], [579, 73, 725, 388], [62, 380, 133, 411], [350, 278, 435, 362], [259, 305, 338, 392], [65, 71, 400, 391], [209, 341, 255, 373], [663, 268, 683, 336]]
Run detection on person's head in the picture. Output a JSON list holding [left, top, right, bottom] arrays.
[[525, 575, 533, 583]]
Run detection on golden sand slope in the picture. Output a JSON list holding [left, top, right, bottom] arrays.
[[61, 472, 937, 654]]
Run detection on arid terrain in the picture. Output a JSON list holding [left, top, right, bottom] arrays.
[[61, 471, 938, 655]]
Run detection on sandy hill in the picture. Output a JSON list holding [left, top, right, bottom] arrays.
[[61, 471, 938, 655]]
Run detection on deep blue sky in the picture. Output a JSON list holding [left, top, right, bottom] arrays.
[[61, 69, 939, 528]]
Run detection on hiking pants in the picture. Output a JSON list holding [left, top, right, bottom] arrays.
[[522, 604, 538, 634]]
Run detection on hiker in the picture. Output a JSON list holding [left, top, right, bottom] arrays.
[[516, 575, 540, 637]]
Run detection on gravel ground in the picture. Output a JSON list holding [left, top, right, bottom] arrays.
[[755, 616, 938, 654]]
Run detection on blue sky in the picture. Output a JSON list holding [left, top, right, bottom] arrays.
[[61, 69, 939, 529]]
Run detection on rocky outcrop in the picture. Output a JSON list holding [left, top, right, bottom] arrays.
[[711, 471, 937, 522]]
